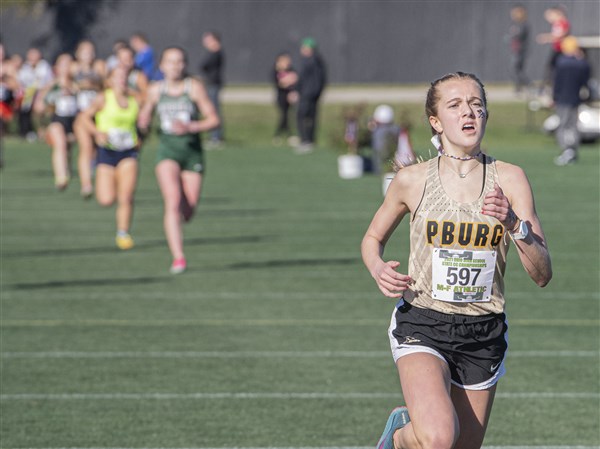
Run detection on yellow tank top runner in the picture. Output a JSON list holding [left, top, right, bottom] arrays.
[[95, 89, 139, 151], [403, 156, 510, 316]]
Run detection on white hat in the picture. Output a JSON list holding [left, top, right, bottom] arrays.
[[373, 105, 394, 124]]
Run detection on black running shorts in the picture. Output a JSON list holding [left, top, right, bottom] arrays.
[[388, 299, 508, 390]]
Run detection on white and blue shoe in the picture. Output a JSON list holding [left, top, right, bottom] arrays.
[[376, 406, 410, 449]]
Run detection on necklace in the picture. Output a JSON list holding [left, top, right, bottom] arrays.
[[443, 156, 482, 178], [439, 148, 482, 161]]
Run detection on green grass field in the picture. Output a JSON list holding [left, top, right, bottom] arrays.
[[1, 99, 599, 448]]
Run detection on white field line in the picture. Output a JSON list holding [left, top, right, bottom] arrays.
[[1, 318, 598, 327], [5, 447, 600, 449], [4, 447, 599, 449], [2, 350, 598, 359], [1, 392, 598, 401], [2, 291, 598, 301]]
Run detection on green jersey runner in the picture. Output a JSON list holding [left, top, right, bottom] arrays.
[[155, 78, 204, 173]]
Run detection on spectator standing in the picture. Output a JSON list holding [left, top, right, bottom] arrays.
[[295, 37, 326, 153], [199, 31, 225, 148], [369, 105, 400, 175], [17, 46, 53, 141], [272, 52, 298, 143], [536, 6, 570, 92], [552, 36, 590, 166], [130, 32, 162, 81], [507, 4, 530, 93]]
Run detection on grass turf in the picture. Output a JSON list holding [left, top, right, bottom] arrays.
[[1, 99, 599, 447]]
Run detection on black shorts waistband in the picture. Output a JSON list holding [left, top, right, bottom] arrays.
[[397, 299, 505, 324]]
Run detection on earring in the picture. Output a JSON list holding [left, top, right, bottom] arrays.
[[431, 135, 442, 151]]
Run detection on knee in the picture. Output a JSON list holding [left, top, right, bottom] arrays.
[[163, 199, 180, 215], [415, 427, 458, 449], [96, 196, 114, 207]]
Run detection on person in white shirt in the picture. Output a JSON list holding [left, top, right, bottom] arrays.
[[17, 47, 53, 141]]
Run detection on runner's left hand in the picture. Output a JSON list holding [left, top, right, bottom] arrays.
[[482, 183, 518, 231]]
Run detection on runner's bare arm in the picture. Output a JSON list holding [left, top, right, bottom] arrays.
[[483, 163, 552, 287], [361, 165, 425, 297], [137, 82, 160, 131], [75, 93, 107, 146]]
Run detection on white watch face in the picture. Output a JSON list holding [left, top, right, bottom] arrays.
[[513, 221, 528, 239]]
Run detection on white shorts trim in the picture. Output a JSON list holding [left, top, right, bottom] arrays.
[[450, 362, 506, 390]]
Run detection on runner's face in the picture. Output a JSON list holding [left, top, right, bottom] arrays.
[[160, 50, 185, 80], [55, 55, 72, 77], [117, 49, 134, 70], [26, 49, 41, 65], [76, 42, 95, 64], [430, 79, 487, 153], [110, 66, 128, 90]]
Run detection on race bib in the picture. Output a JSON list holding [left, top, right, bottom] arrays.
[[107, 128, 136, 151], [431, 249, 496, 303], [160, 111, 191, 134], [55, 96, 78, 117], [77, 90, 97, 111]]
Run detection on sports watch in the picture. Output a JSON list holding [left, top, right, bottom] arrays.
[[510, 219, 528, 240]]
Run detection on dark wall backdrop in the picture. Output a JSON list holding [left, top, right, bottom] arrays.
[[1, 0, 599, 85]]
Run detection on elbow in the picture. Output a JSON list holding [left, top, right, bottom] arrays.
[[535, 268, 553, 288], [360, 235, 368, 256], [536, 278, 551, 288]]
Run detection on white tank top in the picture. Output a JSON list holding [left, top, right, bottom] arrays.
[[403, 155, 509, 315]]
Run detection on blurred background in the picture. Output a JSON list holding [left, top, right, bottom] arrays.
[[2, 0, 599, 84], [1, 1, 599, 447]]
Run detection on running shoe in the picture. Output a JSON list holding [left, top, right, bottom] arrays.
[[376, 406, 410, 449], [554, 148, 577, 166], [170, 258, 187, 274], [80, 186, 93, 200], [115, 233, 134, 250], [293, 142, 314, 154], [54, 176, 69, 191]]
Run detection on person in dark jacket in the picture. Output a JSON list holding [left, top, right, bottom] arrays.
[[552, 36, 590, 166], [200, 31, 225, 147], [507, 5, 530, 93], [295, 37, 326, 153]]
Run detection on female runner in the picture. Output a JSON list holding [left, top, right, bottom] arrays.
[[362, 72, 552, 449], [34, 53, 79, 190], [71, 39, 106, 198], [77, 65, 141, 250], [138, 47, 219, 273]]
